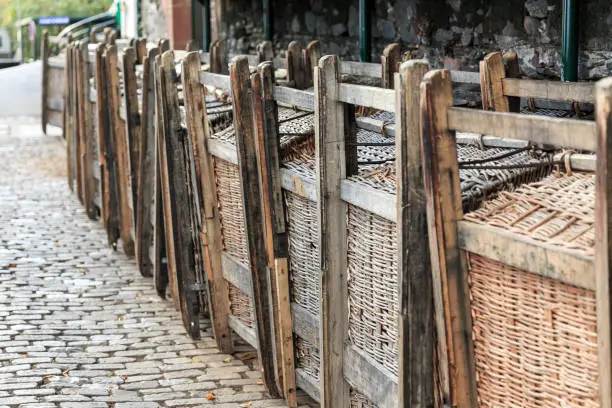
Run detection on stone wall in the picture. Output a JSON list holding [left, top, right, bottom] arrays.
[[219, 0, 612, 79]]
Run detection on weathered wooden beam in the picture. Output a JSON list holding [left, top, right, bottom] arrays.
[[79, 40, 97, 220], [182, 51, 233, 353], [230, 55, 279, 397], [395, 60, 437, 408], [315, 55, 349, 408], [480, 52, 509, 112], [160, 51, 201, 339], [287, 41, 305, 90], [381, 43, 400, 89], [420, 69, 477, 408], [595, 77, 612, 408], [106, 44, 135, 256], [135, 48, 158, 277], [41, 30, 49, 134], [76, 41, 88, 207], [255, 62, 297, 406]]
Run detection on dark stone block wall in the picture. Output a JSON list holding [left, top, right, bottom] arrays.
[[143, 0, 612, 79]]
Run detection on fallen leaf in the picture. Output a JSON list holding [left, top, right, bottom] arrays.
[[62, 370, 70, 377], [8, 264, 16, 268], [20, 354, 28, 358], [206, 392, 216, 400], [55, 243, 62, 247], [223, 357, 232, 363], [239, 402, 252, 407], [256, 381, 263, 385], [120, 375, 128, 380], [239, 353, 256, 361], [190, 357, 200, 363]]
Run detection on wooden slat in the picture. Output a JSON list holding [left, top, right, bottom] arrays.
[[287, 41, 305, 90], [480, 52, 509, 112], [182, 51, 234, 352], [230, 56, 279, 397], [315, 55, 349, 408], [595, 77, 612, 408], [420, 69, 477, 408], [80, 41, 97, 220], [48, 58, 65, 69], [338, 83, 395, 112], [447, 107, 597, 152], [272, 86, 315, 111], [458, 221, 594, 290], [280, 168, 317, 201], [503, 78, 594, 103], [295, 370, 320, 403], [381, 44, 400, 89], [76, 41, 88, 207], [107, 44, 135, 256], [339, 61, 381, 79], [122, 47, 142, 235], [395, 61, 437, 407], [255, 63, 297, 405], [450, 70, 480, 85], [41, 31, 49, 134], [207, 139, 238, 164], [340, 180, 395, 222], [135, 48, 158, 278], [291, 303, 319, 346], [155, 53, 179, 306], [199, 71, 231, 89], [221, 251, 252, 297], [228, 316, 259, 349], [343, 345, 398, 408], [160, 51, 201, 338]]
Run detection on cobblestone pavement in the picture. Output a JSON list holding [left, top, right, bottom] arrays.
[[0, 119, 305, 407]]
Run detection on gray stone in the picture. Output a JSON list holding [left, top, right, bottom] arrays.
[[524, 16, 540, 36], [380, 20, 395, 40], [525, 0, 549, 18], [304, 11, 317, 33], [332, 23, 346, 36], [291, 15, 301, 33]]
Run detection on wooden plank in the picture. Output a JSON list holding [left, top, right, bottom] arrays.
[[420, 69, 477, 408], [303, 40, 321, 88], [182, 52, 234, 353], [136, 39, 147, 64], [280, 168, 317, 201], [135, 48, 158, 277], [64, 45, 72, 185], [221, 251, 253, 297], [256, 41, 274, 63], [503, 77, 594, 103], [450, 70, 480, 85], [447, 107, 597, 152], [48, 110, 63, 128], [271, 86, 315, 111], [339, 180, 395, 222], [356, 116, 397, 137], [48, 58, 66, 69], [480, 52, 509, 112], [153, 53, 169, 297], [122, 47, 142, 237], [76, 41, 88, 206], [595, 77, 612, 408], [338, 83, 395, 112], [395, 61, 437, 407], [207, 139, 238, 164], [160, 51, 201, 339], [291, 302, 319, 346], [106, 44, 135, 256], [315, 55, 349, 408], [199, 71, 231, 90], [381, 43, 400, 89], [502, 52, 521, 113], [458, 221, 594, 290], [343, 345, 398, 408], [79, 41, 97, 220], [295, 370, 320, 403], [156, 51, 181, 310], [256, 63, 297, 406], [287, 41, 304, 89], [230, 56, 279, 397], [339, 61, 381, 79], [41, 30, 49, 134], [228, 316, 259, 349]]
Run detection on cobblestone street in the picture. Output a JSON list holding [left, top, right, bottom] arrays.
[[0, 119, 295, 407]]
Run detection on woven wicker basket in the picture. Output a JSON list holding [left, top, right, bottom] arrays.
[[463, 171, 597, 408], [350, 389, 379, 408]]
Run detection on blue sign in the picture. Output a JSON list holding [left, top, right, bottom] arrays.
[[38, 16, 71, 26]]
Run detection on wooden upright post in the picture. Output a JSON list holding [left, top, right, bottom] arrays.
[[595, 77, 612, 408], [136, 48, 159, 278], [106, 45, 135, 256], [395, 61, 437, 408], [502, 51, 521, 113], [480, 52, 509, 112], [257, 41, 274, 63], [253, 62, 298, 407], [303, 40, 321, 89], [41, 30, 49, 134], [122, 47, 142, 230], [315, 55, 350, 408], [382, 43, 401, 89], [78, 40, 97, 220], [181, 51, 233, 353], [420, 69, 477, 408], [287, 41, 304, 90], [230, 56, 280, 397]]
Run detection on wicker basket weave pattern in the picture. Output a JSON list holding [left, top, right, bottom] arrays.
[[347, 205, 399, 376], [295, 335, 320, 381], [349, 389, 379, 408], [463, 172, 598, 408]]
